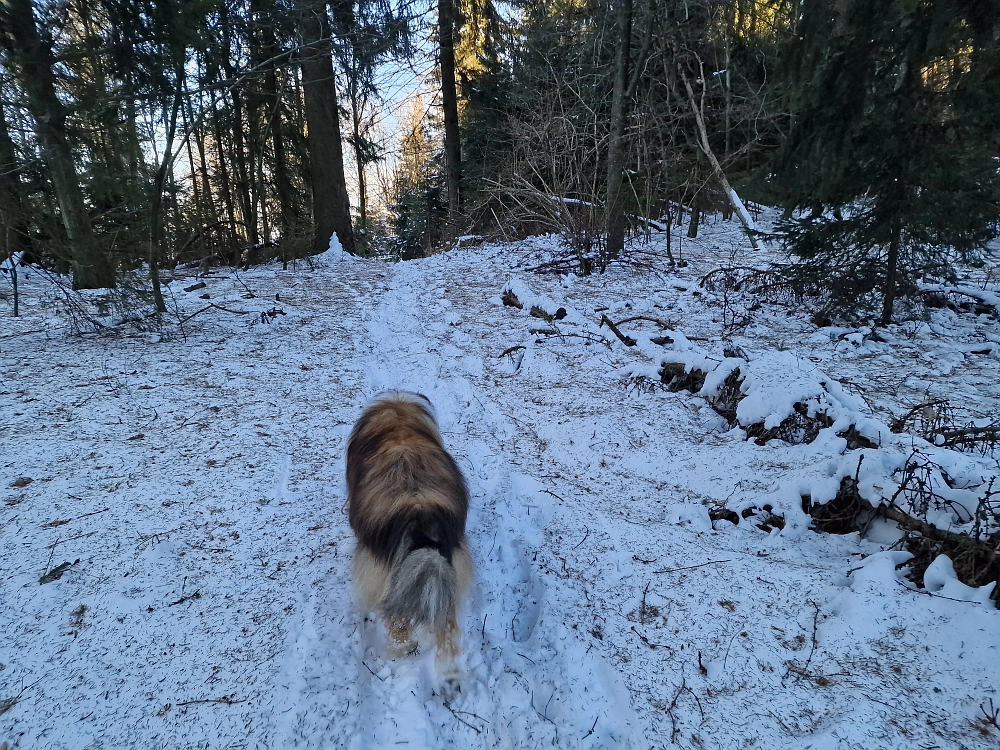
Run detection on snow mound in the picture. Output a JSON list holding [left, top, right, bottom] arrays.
[[923, 554, 997, 605]]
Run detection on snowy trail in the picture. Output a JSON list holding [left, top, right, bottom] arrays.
[[3, 229, 999, 750], [264, 257, 646, 747]]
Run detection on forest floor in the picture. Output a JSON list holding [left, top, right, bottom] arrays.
[[2, 214, 999, 749]]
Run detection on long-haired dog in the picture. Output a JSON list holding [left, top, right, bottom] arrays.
[[346, 391, 473, 678]]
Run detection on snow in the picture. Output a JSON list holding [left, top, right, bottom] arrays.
[[315, 231, 355, 263], [922, 281, 1000, 310], [1, 213, 999, 749], [923, 555, 996, 606], [727, 188, 756, 231]]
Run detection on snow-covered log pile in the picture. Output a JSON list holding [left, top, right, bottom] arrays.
[[500, 273, 1000, 607]]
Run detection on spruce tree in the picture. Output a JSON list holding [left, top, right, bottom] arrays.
[[774, 0, 1000, 323]]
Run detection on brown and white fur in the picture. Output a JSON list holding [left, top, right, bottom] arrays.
[[346, 391, 473, 678]]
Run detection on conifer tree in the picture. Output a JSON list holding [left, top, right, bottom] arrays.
[[774, 0, 1000, 323], [298, 0, 356, 256], [0, 0, 113, 289], [390, 96, 446, 258]]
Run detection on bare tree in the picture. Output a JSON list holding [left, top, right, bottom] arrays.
[[677, 58, 759, 250]]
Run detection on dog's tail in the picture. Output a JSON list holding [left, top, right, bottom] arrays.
[[384, 547, 457, 631], [382, 511, 460, 631]]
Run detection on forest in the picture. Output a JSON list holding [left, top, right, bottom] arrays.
[[1, 0, 998, 322], [4, 3, 1000, 748]]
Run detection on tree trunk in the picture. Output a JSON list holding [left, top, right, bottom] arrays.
[[247, 2, 271, 249], [678, 65, 760, 251], [148, 72, 185, 314], [604, 0, 633, 262], [270, 89, 296, 238], [181, 105, 204, 221], [231, 90, 258, 249], [186, 89, 218, 224], [298, 0, 355, 256], [881, 214, 900, 324], [220, 4, 259, 251], [687, 201, 701, 238], [438, 0, 463, 228], [259, 15, 297, 241], [0, 82, 31, 265], [211, 101, 240, 247], [352, 99, 369, 256], [0, 0, 113, 288]]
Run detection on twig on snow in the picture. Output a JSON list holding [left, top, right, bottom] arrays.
[[653, 559, 732, 574], [179, 303, 249, 326], [783, 601, 820, 681], [175, 694, 244, 707], [980, 698, 999, 728], [894, 579, 987, 604], [613, 315, 674, 329], [443, 702, 483, 733], [864, 693, 902, 711], [0, 674, 46, 717], [169, 590, 201, 606]]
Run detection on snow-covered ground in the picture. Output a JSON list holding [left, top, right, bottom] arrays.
[[2, 216, 999, 749]]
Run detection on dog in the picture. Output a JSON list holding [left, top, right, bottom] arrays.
[[346, 391, 473, 678]]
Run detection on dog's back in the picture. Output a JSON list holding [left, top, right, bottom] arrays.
[[346, 392, 472, 667]]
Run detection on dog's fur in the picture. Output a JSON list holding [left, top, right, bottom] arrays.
[[346, 391, 473, 671]]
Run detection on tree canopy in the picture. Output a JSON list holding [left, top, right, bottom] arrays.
[[0, 0, 995, 319]]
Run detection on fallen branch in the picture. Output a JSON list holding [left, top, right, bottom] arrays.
[[498, 344, 526, 359], [44, 531, 97, 549], [530, 329, 612, 348], [889, 399, 951, 434], [613, 315, 673, 329], [811, 467, 999, 604], [599, 314, 636, 346], [785, 601, 820, 681], [893, 579, 983, 604], [169, 590, 201, 606], [0, 328, 48, 340], [179, 303, 249, 325], [677, 60, 760, 250], [0, 674, 46, 717], [936, 425, 1000, 448], [523, 258, 588, 274]]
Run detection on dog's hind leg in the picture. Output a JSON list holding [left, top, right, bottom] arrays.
[[386, 617, 418, 656], [435, 610, 463, 694]]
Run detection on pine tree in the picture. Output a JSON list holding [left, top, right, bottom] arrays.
[[452, 0, 509, 221], [0, 0, 114, 289], [0, 78, 31, 264], [774, 0, 1000, 323], [438, 0, 463, 228], [297, 0, 356, 256], [389, 96, 446, 259]]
